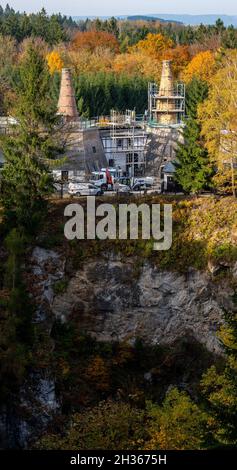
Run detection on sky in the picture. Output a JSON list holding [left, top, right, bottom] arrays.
[[0, 0, 236, 17]]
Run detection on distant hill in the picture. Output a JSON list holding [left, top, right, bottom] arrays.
[[127, 15, 183, 24], [73, 14, 237, 27], [131, 14, 237, 27]]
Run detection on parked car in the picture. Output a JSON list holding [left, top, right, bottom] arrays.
[[134, 178, 153, 188], [132, 182, 150, 192], [117, 176, 154, 189], [68, 182, 103, 196]]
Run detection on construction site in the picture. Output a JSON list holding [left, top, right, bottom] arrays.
[[54, 59, 185, 192], [0, 60, 186, 192]]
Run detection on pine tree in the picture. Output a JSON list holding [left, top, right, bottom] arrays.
[[175, 78, 213, 193], [0, 44, 60, 232]]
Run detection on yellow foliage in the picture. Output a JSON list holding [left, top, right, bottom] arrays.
[[64, 48, 114, 75], [130, 33, 174, 58], [113, 51, 162, 79], [198, 50, 237, 194], [218, 326, 237, 351], [182, 50, 216, 83], [146, 389, 208, 450], [47, 51, 64, 74], [118, 38, 189, 80]]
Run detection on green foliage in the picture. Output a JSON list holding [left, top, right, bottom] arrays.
[[0, 6, 71, 44], [0, 229, 34, 402], [50, 71, 148, 119], [0, 44, 60, 232], [0, 45, 59, 404], [53, 279, 68, 295], [175, 78, 213, 193], [42, 196, 237, 273], [72, 73, 148, 118], [4, 228, 25, 289], [186, 78, 209, 119]]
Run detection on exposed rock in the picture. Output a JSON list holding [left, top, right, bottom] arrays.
[[0, 248, 64, 449], [28, 246, 65, 322], [52, 258, 235, 354], [0, 375, 59, 449], [2, 246, 234, 448]]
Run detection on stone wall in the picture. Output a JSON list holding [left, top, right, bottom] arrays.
[[145, 126, 184, 179]]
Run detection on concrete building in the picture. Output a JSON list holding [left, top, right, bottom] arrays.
[[100, 110, 148, 177], [0, 62, 185, 191]]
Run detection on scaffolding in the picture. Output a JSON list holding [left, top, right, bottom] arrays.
[[101, 110, 148, 177], [148, 82, 185, 126]]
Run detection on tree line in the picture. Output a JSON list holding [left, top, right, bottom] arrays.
[[78, 17, 237, 51], [0, 4, 76, 44], [1, 4, 237, 51], [51, 72, 148, 118]]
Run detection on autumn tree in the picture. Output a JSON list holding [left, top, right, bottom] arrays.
[[71, 31, 120, 54], [46, 50, 64, 74], [130, 32, 174, 59], [182, 50, 216, 83], [199, 51, 237, 196], [19, 36, 50, 60], [64, 47, 114, 75], [128, 34, 189, 79], [36, 400, 146, 450], [164, 45, 190, 78], [113, 50, 162, 80], [145, 388, 208, 450]]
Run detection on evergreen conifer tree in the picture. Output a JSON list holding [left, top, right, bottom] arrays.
[[0, 44, 61, 232], [175, 78, 213, 193]]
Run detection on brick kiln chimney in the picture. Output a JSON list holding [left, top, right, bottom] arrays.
[[57, 68, 78, 121], [156, 60, 176, 125]]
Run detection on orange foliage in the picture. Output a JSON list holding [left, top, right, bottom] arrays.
[[127, 35, 189, 79], [182, 50, 216, 83], [46, 51, 64, 74], [71, 31, 120, 54], [164, 45, 191, 78], [113, 44, 189, 80], [130, 33, 174, 58]]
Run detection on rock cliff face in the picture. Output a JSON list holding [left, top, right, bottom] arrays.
[[0, 247, 63, 449], [1, 246, 236, 448], [51, 255, 236, 355]]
